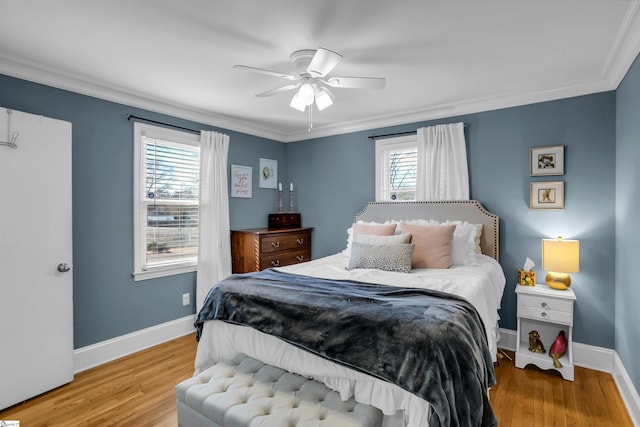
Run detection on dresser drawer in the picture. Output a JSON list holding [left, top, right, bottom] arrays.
[[261, 248, 311, 269], [268, 213, 301, 229], [260, 231, 311, 254], [518, 294, 573, 313]]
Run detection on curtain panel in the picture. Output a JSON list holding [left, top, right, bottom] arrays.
[[416, 122, 469, 201], [196, 131, 231, 311]]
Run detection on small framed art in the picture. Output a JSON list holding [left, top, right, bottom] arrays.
[[259, 158, 277, 189], [231, 164, 252, 198], [530, 145, 564, 176], [530, 181, 564, 210]]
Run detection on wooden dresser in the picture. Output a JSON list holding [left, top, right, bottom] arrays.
[[231, 227, 313, 273]]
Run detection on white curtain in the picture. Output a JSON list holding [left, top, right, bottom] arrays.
[[196, 130, 231, 311], [415, 122, 469, 201]]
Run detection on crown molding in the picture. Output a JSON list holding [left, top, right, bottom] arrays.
[[281, 77, 614, 142], [601, 0, 640, 88], [0, 55, 287, 142]]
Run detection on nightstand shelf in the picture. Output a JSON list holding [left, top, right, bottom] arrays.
[[515, 284, 576, 381]]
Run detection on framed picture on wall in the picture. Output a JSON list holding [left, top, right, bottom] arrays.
[[259, 158, 278, 189], [530, 145, 564, 176], [231, 164, 252, 198], [530, 181, 564, 210]]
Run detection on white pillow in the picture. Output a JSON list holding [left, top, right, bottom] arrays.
[[354, 232, 412, 245]]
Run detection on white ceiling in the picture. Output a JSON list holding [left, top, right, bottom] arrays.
[[1, 1, 640, 142]]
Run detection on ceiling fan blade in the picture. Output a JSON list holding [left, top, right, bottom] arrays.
[[307, 48, 342, 78], [326, 76, 386, 90], [256, 83, 300, 97], [233, 64, 296, 80]]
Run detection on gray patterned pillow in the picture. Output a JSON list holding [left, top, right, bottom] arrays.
[[346, 242, 415, 273]]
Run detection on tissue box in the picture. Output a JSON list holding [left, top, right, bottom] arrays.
[[518, 269, 536, 286]]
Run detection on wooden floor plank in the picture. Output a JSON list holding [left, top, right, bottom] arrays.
[[0, 334, 198, 427], [491, 350, 634, 426], [0, 338, 634, 426]]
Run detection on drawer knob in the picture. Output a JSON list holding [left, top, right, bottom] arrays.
[[296, 255, 304, 262], [541, 302, 548, 308], [297, 238, 304, 245], [271, 241, 280, 248], [271, 259, 281, 267], [541, 312, 548, 318]]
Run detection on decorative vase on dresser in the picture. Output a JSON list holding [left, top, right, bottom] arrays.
[[230, 213, 313, 273]]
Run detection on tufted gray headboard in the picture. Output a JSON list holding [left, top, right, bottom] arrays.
[[354, 200, 499, 261]]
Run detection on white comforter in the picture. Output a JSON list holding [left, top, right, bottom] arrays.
[[194, 252, 505, 427]]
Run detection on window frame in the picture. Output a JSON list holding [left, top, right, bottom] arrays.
[[132, 122, 200, 281], [375, 135, 418, 202]]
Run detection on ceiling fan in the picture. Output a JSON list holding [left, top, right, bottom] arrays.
[[234, 48, 386, 113]]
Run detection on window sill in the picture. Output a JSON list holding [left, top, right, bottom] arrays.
[[133, 263, 197, 281]]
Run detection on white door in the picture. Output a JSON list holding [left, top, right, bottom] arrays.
[[0, 108, 73, 409]]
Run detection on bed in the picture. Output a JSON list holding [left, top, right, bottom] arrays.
[[194, 200, 506, 427]]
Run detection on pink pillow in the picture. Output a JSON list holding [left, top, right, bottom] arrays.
[[400, 223, 456, 269], [352, 223, 397, 238]]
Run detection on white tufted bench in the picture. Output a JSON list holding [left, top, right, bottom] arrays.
[[175, 353, 383, 427]]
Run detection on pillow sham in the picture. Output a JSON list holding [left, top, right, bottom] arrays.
[[345, 222, 398, 252], [399, 223, 455, 269], [352, 222, 397, 237], [346, 242, 414, 273], [447, 221, 482, 266], [354, 232, 411, 245], [401, 219, 483, 266]]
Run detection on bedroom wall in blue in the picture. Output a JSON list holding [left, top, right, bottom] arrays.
[[0, 72, 621, 355], [615, 53, 640, 392], [0, 73, 285, 348], [286, 92, 617, 349]]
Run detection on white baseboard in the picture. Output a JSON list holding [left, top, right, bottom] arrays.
[[572, 342, 615, 372], [73, 315, 196, 373], [499, 328, 640, 426], [497, 327, 517, 352], [613, 352, 640, 427]]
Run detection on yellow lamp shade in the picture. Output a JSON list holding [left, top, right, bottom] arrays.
[[542, 237, 579, 290]]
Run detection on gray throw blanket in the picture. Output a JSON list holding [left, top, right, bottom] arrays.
[[195, 269, 497, 427]]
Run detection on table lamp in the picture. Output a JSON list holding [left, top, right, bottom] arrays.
[[542, 236, 580, 290]]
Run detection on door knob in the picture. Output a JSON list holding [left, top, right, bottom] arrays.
[[57, 263, 71, 273]]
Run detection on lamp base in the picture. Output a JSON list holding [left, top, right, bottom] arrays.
[[545, 272, 572, 290]]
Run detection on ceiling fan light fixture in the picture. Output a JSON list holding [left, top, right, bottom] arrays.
[[298, 83, 315, 106], [314, 87, 333, 111], [289, 92, 307, 112]]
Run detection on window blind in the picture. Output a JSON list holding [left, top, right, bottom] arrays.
[[388, 148, 417, 200], [142, 136, 200, 267], [376, 135, 418, 201]]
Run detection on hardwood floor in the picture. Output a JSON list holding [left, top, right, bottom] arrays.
[[0, 334, 198, 427], [491, 351, 634, 426], [0, 339, 633, 426]]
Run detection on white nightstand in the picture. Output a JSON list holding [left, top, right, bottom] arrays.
[[515, 284, 576, 381]]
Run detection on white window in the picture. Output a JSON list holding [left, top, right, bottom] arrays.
[[133, 122, 200, 280], [375, 135, 417, 201]]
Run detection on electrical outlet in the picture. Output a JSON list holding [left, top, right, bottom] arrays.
[[182, 293, 190, 306]]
